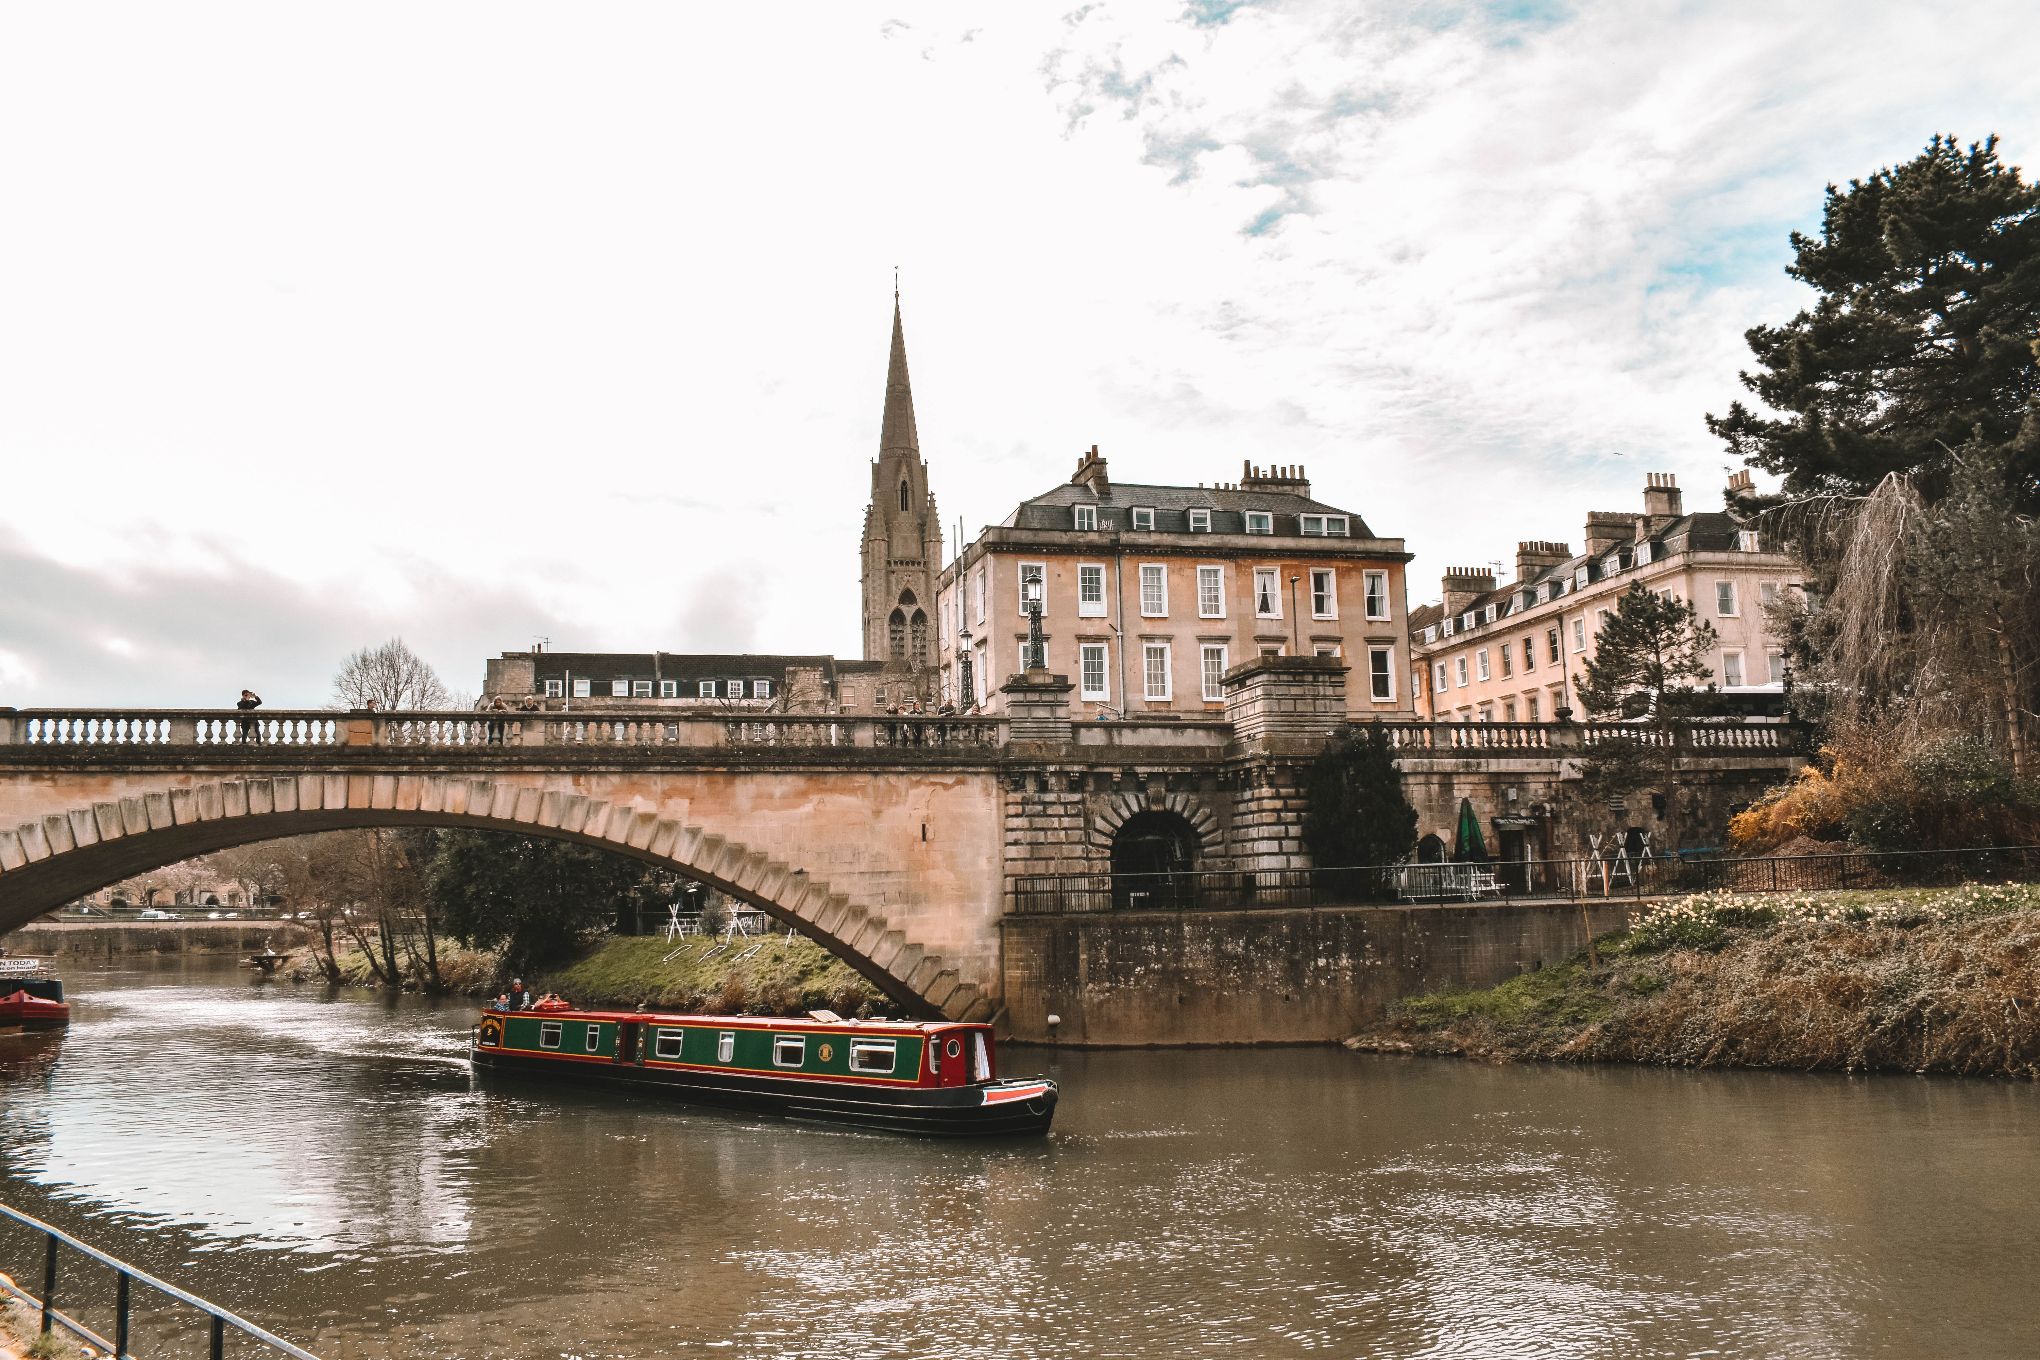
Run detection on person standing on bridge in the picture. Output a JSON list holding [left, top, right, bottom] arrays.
[[235, 689, 263, 744]]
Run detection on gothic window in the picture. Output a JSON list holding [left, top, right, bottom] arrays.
[[888, 609, 907, 660], [910, 610, 928, 661], [900, 480, 910, 512], [898, 589, 917, 608]]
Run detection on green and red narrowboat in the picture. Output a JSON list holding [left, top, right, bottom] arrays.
[[470, 999, 1057, 1137]]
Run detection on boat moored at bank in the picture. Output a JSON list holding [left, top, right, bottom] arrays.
[[470, 999, 1056, 1137], [0, 958, 69, 1031]]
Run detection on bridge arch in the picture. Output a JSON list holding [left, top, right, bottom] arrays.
[[0, 774, 994, 1022]]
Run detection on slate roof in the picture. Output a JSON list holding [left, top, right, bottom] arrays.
[[1006, 479, 1373, 538], [523, 652, 841, 685]]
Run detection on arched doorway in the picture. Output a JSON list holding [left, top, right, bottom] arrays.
[[1415, 834, 1446, 864], [1110, 810, 1201, 909]]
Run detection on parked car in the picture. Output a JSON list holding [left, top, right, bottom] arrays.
[[138, 909, 180, 921]]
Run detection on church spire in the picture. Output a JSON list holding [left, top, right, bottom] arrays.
[[879, 294, 920, 457]]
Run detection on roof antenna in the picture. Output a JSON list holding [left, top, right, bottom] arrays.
[[894, 265, 900, 303]]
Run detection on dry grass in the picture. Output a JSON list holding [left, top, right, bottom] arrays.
[[1354, 884, 2040, 1077]]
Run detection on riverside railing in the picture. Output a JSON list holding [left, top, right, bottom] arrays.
[[1009, 845, 2040, 913], [1371, 719, 1810, 753], [0, 1201, 320, 1359]]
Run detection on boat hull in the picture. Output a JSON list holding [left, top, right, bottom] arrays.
[[0, 990, 69, 1031], [471, 1045, 1056, 1137]]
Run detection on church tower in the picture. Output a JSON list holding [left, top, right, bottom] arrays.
[[860, 296, 944, 669]]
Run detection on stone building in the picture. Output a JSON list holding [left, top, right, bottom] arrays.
[[480, 650, 867, 712], [1408, 471, 1802, 722], [936, 450, 1416, 719]]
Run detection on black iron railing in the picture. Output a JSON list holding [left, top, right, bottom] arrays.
[[1009, 846, 2040, 914], [0, 1202, 320, 1359]]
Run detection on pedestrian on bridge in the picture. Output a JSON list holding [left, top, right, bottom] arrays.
[[235, 689, 263, 744]]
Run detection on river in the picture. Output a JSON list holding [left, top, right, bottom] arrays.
[[0, 958, 2034, 1359]]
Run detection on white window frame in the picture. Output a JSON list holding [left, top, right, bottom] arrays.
[[1244, 511, 1273, 535], [1572, 618, 1587, 652], [584, 1024, 601, 1054], [1432, 661, 1448, 693], [1139, 563, 1168, 618], [772, 1035, 806, 1069], [1575, 566, 1589, 589], [1523, 638, 1536, 672], [1635, 541, 1652, 566], [1502, 697, 1517, 722], [716, 1031, 734, 1062], [1300, 514, 1349, 537], [752, 680, 772, 699], [1475, 648, 1490, 682], [1525, 694, 1540, 722], [1196, 565, 1225, 619], [1500, 646, 1513, 678], [1018, 561, 1046, 615], [1142, 642, 1172, 701], [1722, 650, 1745, 687], [572, 677, 592, 698], [1737, 529, 1760, 552], [539, 1022, 562, 1050], [1079, 643, 1110, 701], [1716, 581, 1738, 616], [1441, 618, 1455, 638], [610, 680, 628, 698], [1765, 648, 1785, 683], [1368, 646, 1395, 702], [658, 680, 676, 698], [1455, 657, 1468, 687], [1253, 567, 1281, 619], [632, 680, 652, 698], [1363, 570, 1390, 620], [1073, 503, 1097, 531], [1483, 604, 1497, 624], [1200, 644, 1228, 702], [972, 568, 986, 623], [848, 1039, 897, 1075], [1130, 506, 1155, 531], [1077, 563, 1107, 617], [1188, 508, 1212, 533], [544, 679, 563, 697], [698, 680, 716, 698], [1310, 569, 1336, 620], [1547, 628, 1561, 664]]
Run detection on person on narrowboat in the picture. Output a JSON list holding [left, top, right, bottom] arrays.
[[504, 979, 531, 1010]]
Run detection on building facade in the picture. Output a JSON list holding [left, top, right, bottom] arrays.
[[481, 650, 855, 712], [935, 450, 1416, 720], [1408, 471, 1802, 722], [859, 297, 944, 675]]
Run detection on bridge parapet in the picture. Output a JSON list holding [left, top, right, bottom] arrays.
[[1, 709, 1005, 754], [1372, 719, 1810, 755]]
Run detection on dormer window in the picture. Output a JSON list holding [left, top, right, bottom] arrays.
[[1461, 612, 1475, 630], [1737, 529, 1760, 552], [1423, 625, 1436, 644], [1073, 504, 1098, 531], [1131, 507, 1155, 531], [1482, 604, 1497, 624], [1300, 514, 1349, 537], [1244, 511, 1273, 535], [1441, 618, 1454, 638], [1188, 508, 1212, 532], [1635, 541, 1652, 566], [1574, 566, 1589, 589]]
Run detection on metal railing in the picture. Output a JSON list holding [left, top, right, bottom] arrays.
[[1009, 845, 2040, 914], [0, 1202, 320, 1359]]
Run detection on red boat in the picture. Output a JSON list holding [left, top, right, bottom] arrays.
[[0, 960, 67, 1031]]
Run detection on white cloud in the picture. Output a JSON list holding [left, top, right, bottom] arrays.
[[1, 1, 2036, 705]]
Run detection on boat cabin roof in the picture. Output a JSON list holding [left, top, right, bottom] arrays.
[[482, 1005, 982, 1035]]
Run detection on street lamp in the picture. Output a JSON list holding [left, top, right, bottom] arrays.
[[1021, 574, 1046, 670], [1287, 575, 1301, 655], [958, 627, 975, 710]]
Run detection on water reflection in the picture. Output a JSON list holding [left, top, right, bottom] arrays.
[[0, 959, 2034, 1358]]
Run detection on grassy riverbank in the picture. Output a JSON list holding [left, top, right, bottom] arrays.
[[1349, 884, 2040, 1077]]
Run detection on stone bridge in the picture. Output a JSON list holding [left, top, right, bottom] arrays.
[[0, 659, 1809, 1032]]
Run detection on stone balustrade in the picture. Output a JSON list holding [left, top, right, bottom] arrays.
[[1374, 719, 1808, 754]]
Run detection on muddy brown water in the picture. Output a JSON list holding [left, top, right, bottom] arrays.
[[0, 957, 2034, 1359]]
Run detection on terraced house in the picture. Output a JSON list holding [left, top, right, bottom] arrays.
[[1408, 471, 1801, 723], [936, 450, 1415, 718]]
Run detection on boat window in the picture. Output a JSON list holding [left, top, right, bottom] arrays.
[[848, 1039, 896, 1075], [973, 1031, 992, 1082], [717, 1031, 735, 1063], [539, 1021, 562, 1050], [584, 1025, 601, 1054], [945, 1038, 962, 1059], [654, 1028, 683, 1060], [773, 1035, 805, 1068]]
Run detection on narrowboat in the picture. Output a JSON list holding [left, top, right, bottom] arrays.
[[470, 999, 1056, 1137], [0, 959, 68, 1031]]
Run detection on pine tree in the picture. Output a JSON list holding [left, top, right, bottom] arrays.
[[1575, 583, 1719, 720], [1707, 134, 2040, 508]]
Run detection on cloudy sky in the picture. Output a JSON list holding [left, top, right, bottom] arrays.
[[3, 1, 2037, 708]]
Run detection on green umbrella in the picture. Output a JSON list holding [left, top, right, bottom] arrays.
[[1451, 797, 1488, 863]]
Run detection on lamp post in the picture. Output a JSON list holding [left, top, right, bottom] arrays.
[[958, 627, 975, 711], [1287, 575, 1301, 655], [1022, 574, 1046, 670]]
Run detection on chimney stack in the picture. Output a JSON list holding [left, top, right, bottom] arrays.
[[1240, 460, 1312, 497], [1725, 468, 1756, 504], [1071, 445, 1110, 496], [1440, 566, 1498, 616], [1641, 471, 1683, 525], [1514, 540, 1572, 583]]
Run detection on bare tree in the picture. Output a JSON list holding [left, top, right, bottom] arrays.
[[332, 638, 454, 712]]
